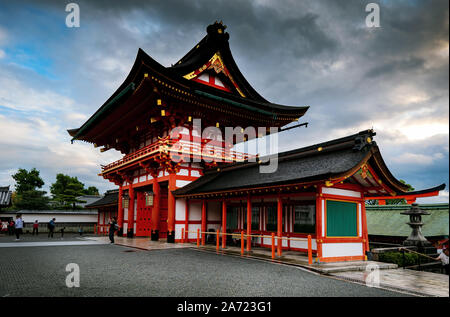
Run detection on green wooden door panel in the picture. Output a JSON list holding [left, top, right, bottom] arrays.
[[326, 200, 357, 237]]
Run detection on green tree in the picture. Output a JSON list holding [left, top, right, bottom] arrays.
[[50, 174, 87, 209], [83, 186, 99, 195], [11, 168, 49, 210]]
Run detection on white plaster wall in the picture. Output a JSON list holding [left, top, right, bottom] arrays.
[[322, 187, 361, 198], [321, 243, 363, 258], [189, 202, 202, 221], [17, 214, 97, 224], [176, 180, 192, 188], [207, 201, 221, 221], [262, 237, 288, 247], [188, 223, 201, 239], [176, 199, 186, 221], [290, 239, 317, 250]]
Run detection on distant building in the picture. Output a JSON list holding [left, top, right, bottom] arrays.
[[0, 186, 12, 210], [366, 203, 449, 246], [84, 190, 118, 235]]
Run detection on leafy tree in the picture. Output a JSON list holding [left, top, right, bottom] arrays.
[[83, 186, 99, 195], [50, 174, 87, 209], [12, 168, 44, 193], [11, 168, 49, 210]]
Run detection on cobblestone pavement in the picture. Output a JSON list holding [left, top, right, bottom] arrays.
[[0, 243, 410, 297]]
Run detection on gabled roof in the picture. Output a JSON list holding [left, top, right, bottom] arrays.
[[173, 129, 446, 198], [69, 22, 308, 145], [85, 190, 118, 209]]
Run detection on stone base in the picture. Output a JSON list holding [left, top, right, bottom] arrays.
[[151, 230, 159, 241], [127, 229, 134, 238]]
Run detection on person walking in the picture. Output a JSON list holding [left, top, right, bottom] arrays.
[[60, 226, 65, 239], [14, 214, 23, 241], [47, 218, 56, 238], [108, 217, 118, 244], [32, 220, 39, 235]]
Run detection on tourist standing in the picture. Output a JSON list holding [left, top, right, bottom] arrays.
[[435, 248, 449, 275], [8, 219, 14, 236], [32, 220, 39, 235], [108, 217, 118, 244], [48, 218, 56, 238], [14, 214, 23, 241]]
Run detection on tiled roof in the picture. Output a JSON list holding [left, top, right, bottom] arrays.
[[0, 186, 12, 207], [366, 203, 449, 237], [84, 189, 118, 208]]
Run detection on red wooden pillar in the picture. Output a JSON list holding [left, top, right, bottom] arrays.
[[118, 186, 124, 235], [277, 195, 283, 256], [185, 199, 189, 242], [127, 185, 135, 237], [315, 190, 322, 261], [151, 177, 160, 241], [222, 200, 227, 249], [97, 211, 100, 234], [361, 202, 370, 256], [167, 173, 176, 243], [246, 196, 252, 252], [201, 200, 207, 245]]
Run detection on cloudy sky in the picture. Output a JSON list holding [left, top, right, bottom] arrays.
[[0, 0, 448, 203]]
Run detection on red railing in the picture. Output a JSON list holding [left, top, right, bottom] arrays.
[[101, 137, 255, 172]]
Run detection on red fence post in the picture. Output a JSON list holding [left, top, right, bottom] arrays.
[[241, 231, 244, 256], [182, 228, 185, 243], [216, 229, 220, 251], [308, 235, 312, 265], [277, 236, 282, 257], [271, 233, 275, 260], [197, 228, 200, 247]]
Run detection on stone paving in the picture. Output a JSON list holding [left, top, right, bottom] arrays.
[[87, 236, 448, 297], [0, 243, 406, 297], [330, 269, 449, 297]]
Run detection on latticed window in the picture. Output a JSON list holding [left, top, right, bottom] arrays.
[[226, 206, 238, 230], [251, 206, 260, 230], [293, 205, 316, 234], [266, 206, 277, 232]]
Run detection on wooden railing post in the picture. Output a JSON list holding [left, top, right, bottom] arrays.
[[308, 235, 312, 265]]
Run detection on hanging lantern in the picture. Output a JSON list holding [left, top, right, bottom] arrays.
[[122, 193, 130, 208], [145, 191, 154, 206]]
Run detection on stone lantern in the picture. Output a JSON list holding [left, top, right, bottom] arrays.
[[401, 203, 432, 248]]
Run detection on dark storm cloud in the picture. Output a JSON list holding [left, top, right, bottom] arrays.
[[0, 0, 448, 199]]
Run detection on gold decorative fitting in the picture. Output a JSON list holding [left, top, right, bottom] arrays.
[[161, 110, 166, 116], [367, 137, 372, 144], [157, 99, 162, 106], [188, 116, 192, 122], [318, 147, 323, 151], [150, 117, 157, 123], [136, 126, 139, 131], [144, 73, 148, 78], [115, 138, 119, 143], [216, 122, 220, 128], [218, 28, 223, 34], [217, 168, 221, 172]]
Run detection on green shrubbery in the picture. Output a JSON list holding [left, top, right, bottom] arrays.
[[378, 251, 419, 267]]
